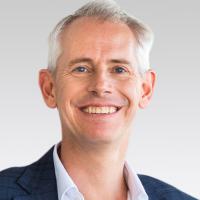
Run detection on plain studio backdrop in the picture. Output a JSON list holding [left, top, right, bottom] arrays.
[[0, 0, 199, 198]]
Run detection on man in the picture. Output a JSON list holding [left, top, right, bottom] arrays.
[[0, 0, 197, 200]]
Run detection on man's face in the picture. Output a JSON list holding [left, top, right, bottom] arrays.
[[41, 17, 155, 145]]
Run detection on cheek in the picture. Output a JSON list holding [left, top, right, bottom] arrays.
[[55, 76, 89, 108], [54, 78, 82, 128], [118, 79, 142, 115]]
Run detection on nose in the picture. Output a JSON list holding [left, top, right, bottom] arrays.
[[87, 70, 113, 97]]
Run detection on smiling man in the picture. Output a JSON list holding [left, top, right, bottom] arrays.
[[0, 0, 197, 200]]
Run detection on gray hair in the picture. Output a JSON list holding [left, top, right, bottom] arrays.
[[47, 0, 154, 74]]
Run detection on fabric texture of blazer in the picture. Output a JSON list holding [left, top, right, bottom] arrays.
[[0, 147, 198, 200]]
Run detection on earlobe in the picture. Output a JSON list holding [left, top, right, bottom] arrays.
[[139, 70, 156, 109], [39, 69, 57, 108]]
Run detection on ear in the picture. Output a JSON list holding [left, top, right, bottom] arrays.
[[39, 69, 57, 108], [139, 70, 156, 109]]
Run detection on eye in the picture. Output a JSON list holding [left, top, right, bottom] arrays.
[[113, 66, 128, 74], [72, 66, 88, 73]]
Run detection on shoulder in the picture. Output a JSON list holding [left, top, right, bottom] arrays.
[[138, 174, 198, 200], [0, 166, 27, 199], [0, 146, 55, 200]]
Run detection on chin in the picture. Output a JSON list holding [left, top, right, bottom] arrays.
[[79, 127, 124, 145]]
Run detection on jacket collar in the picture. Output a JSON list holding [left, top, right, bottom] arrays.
[[14, 146, 58, 200], [12, 145, 158, 200]]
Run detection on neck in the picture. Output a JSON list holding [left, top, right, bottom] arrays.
[[59, 135, 129, 200]]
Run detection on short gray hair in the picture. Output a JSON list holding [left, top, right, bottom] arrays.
[[48, 0, 154, 74]]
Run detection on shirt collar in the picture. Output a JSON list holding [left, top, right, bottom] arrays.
[[53, 143, 148, 200], [124, 162, 149, 200], [53, 143, 81, 199]]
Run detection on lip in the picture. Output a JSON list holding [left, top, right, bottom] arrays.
[[78, 103, 122, 110], [76, 104, 122, 120], [78, 108, 121, 120]]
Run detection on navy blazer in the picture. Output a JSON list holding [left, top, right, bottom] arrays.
[[0, 147, 197, 200]]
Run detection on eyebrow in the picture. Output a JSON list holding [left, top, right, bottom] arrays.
[[67, 57, 132, 66], [109, 59, 131, 66], [68, 58, 94, 67]]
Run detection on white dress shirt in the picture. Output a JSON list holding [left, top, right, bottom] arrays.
[[53, 143, 148, 200]]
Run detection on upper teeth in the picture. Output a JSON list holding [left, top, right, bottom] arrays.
[[82, 106, 117, 114]]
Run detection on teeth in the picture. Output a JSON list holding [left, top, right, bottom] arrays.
[[82, 106, 118, 114]]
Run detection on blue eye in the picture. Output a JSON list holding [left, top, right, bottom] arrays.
[[114, 66, 127, 74], [73, 66, 88, 73]]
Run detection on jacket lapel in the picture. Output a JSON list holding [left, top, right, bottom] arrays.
[[14, 147, 58, 200]]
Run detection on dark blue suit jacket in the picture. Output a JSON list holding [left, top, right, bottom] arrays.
[[0, 147, 197, 200]]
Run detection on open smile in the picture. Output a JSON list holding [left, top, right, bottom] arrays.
[[77, 105, 122, 119]]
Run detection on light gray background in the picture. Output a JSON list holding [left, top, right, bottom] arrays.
[[0, 0, 199, 198]]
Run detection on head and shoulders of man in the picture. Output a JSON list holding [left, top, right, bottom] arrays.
[[0, 0, 196, 199]]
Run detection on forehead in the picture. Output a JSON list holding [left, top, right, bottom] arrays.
[[58, 17, 137, 63]]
